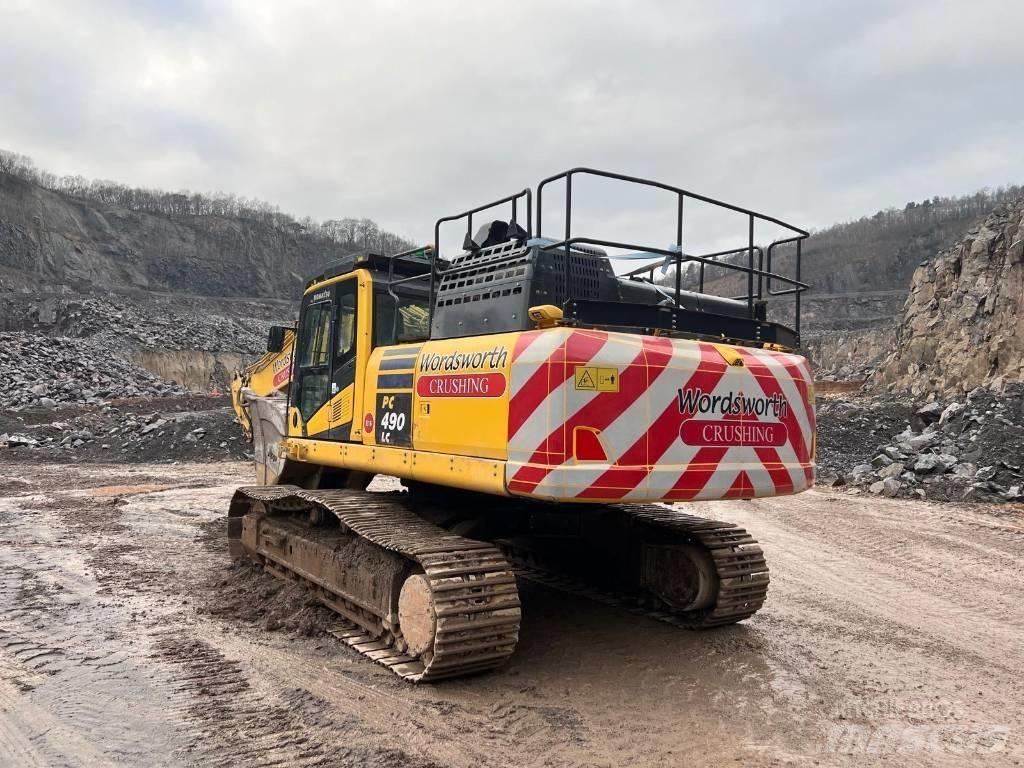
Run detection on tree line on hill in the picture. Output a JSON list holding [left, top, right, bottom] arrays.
[[0, 148, 414, 256]]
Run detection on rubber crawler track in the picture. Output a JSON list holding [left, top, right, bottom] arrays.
[[504, 504, 770, 628], [229, 486, 521, 682]]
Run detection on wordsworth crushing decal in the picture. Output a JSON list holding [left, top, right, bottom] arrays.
[[676, 387, 790, 447], [679, 420, 788, 447], [416, 345, 508, 399], [676, 388, 789, 419], [271, 356, 291, 388]]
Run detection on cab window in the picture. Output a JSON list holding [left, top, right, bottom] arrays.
[[337, 286, 356, 360], [374, 290, 430, 347], [296, 299, 332, 419], [331, 280, 359, 403]]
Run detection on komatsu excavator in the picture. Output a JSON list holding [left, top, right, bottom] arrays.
[[229, 169, 815, 681]]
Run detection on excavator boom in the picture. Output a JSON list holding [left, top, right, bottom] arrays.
[[230, 327, 295, 483]]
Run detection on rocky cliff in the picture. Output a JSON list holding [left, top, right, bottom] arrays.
[[0, 173, 355, 297], [873, 200, 1024, 396]]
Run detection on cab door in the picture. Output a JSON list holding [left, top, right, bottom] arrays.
[[326, 278, 359, 438], [291, 271, 371, 442], [291, 290, 334, 437]]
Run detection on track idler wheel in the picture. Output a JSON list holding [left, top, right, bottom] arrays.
[[641, 543, 719, 612], [398, 573, 438, 659]]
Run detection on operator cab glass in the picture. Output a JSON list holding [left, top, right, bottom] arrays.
[[374, 288, 430, 347], [296, 298, 332, 420], [332, 280, 359, 400]]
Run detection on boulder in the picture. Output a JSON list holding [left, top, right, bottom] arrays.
[[818, 471, 844, 488], [1, 433, 38, 447], [878, 462, 905, 479], [910, 402, 943, 431], [939, 402, 963, 425], [913, 454, 943, 474], [881, 477, 901, 497], [140, 418, 168, 435], [905, 433, 939, 452], [845, 463, 874, 483]]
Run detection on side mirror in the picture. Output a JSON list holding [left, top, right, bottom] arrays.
[[266, 325, 288, 353]]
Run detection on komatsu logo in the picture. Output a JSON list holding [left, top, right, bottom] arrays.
[[419, 346, 508, 372], [677, 388, 789, 420]]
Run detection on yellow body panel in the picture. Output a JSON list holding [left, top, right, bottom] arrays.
[[360, 334, 517, 460], [350, 270, 374, 441], [301, 384, 355, 437], [285, 438, 506, 495]]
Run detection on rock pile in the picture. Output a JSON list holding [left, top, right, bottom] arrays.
[[17, 295, 281, 354], [814, 362, 876, 382], [0, 394, 250, 463], [804, 325, 895, 382], [814, 396, 913, 474], [0, 331, 187, 409], [818, 385, 1024, 502]]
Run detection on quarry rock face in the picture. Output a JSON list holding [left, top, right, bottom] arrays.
[[0, 173, 336, 298], [804, 325, 895, 381], [874, 200, 1024, 397]]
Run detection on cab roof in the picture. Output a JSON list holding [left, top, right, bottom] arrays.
[[304, 251, 432, 291]]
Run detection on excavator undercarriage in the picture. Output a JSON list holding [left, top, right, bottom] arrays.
[[228, 484, 769, 679]]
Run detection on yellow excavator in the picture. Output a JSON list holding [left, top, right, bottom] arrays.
[[229, 169, 815, 681]]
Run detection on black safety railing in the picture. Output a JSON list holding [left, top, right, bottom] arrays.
[[535, 168, 809, 337], [622, 245, 767, 297], [430, 188, 532, 309], [380, 168, 810, 342], [377, 189, 533, 342]]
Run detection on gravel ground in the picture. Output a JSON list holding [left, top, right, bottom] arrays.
[[815, 394, 914, 475], [0, 395, 250, 463], [816, 386, 1024, 502], [0, 461, 1021, 767]]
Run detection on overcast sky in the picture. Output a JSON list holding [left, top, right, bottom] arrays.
[[3, 0, 1023, 251]]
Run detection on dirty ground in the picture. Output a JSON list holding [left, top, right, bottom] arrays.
[[1, 461, 1020, 767]]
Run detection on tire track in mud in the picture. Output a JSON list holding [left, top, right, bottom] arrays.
[[2, 477, 437, 768], [0, 553, 182, 766], [709, 494, 1024, 662], [203, 623, 590, 768], [149, 632, 432, 768], [747, 494, 1024, 605], [758, 522, 1024, 667]]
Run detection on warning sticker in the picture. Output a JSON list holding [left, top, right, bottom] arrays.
[[574, 366, 619, 392]]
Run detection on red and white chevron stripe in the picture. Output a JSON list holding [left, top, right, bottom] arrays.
[[505, 329, 815, 502]]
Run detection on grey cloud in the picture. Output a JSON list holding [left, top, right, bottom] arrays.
[[1, 0, 1022, 254]]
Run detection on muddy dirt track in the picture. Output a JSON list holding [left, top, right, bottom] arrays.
[[1, 462, 1021, 767]]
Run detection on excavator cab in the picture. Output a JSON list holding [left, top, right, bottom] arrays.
[[288, 252, 432, 443]]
